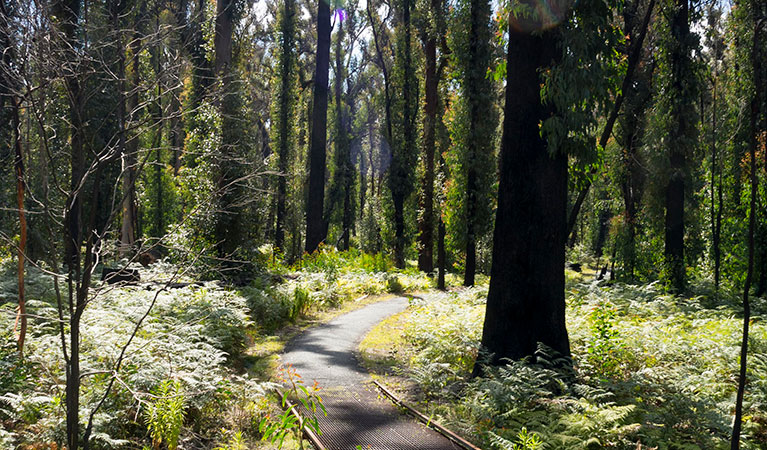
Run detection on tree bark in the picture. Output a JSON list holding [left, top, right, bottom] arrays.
[[275, 0, 295, 252], [664, 0, 691, 293], [391, 0, 414, 268], [732, 13, 764, 448], [54, 0, 84, 445], [306, 0, 332, 254], [474, 11, 570, 373], [711, 76, 723, 289], [417, 25, 437, 273], [13, 95, 26, 355]]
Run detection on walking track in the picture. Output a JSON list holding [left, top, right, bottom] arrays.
[[280, 297, 459, 450]]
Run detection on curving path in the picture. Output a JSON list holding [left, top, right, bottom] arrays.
[[280, 297, 459, 450]]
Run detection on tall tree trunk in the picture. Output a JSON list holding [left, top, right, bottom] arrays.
[[214, 0, 243, 259], [731, 18, 761, 449], [55, 0, 84, 445], [275, 0, 295, 252], [474, 10, 570, 373], [13, 95, 26, 355], [711, 75, 723, 290], [306, 0, 331, 254], [462, 0, 495, 287], [417, 28, 436, 273], [664, 0, 691, 293], [391, 0, 414, 268], [121, 9, 143, 253]]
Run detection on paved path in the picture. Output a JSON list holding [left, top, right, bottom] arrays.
[[280, 297, 459, 450]]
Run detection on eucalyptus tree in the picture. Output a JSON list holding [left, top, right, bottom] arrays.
[[446, 0, 498, 286], [272, 0, 298, 252], [306, 0, 333, 254], [661, 0, 698, 293], [475, 1, 571, 368], [389, 0, 418, 268], [415, 0, 447, 273], [475, 0, 626, 368]]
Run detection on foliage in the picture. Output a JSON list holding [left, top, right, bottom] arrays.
[[260, 365, 326, 449], [146, 380, 186, 450], [378, 278, 767, 449]]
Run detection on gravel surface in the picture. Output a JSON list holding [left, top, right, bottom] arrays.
[[280, 297, 459, 450]]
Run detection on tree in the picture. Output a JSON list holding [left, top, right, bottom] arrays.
[[474, 2, 570, 371], [731, 4, 764, 448], [447, 0, 497, 286], [273, 0, 297, 252], [389, 0, 417, 268], [416, 0, 446, 273], [663, 0, 696, 293], [306, 0, 332, 254], [214, 0, 246, 261], [327, 12, 357, 250]]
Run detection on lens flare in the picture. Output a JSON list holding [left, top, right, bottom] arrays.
[[509, 0, 574, 33]]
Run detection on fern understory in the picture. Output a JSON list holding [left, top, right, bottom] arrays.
[[361, 272, 767, 450], [0, 248, 433, 449]]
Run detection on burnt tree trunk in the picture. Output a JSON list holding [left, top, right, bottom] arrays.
[[664, 0, 691, 293], [275, 0, 295, 252], [474, 11, 570, 373], [417, 24, 437, 273], [306, 0, 331, 254]]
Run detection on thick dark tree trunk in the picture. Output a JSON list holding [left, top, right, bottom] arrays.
[[306, 0, 331, 254], [417, 34, 436, 273], [474, 14, 570, 373], [664, 0, 691, 293]]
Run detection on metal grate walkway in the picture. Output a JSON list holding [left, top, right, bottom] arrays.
[[281, 298, 460, 450]]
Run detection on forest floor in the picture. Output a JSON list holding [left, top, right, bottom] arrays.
[[1, 249, 766, 450], [358, 266, 767, 450]]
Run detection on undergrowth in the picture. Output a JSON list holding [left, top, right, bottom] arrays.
[[0, 248, 433, 448], [377, 279, 767, 450]]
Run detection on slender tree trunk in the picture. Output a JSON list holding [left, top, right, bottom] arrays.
[[565, 0, 656, 243], [711, 76, 723, 290], [392, 0, 413, 269], [55, 0, 84, 444], [13, 96, 26, 355], [121, 14, 142, 253], [664, 0, 691, 293], [731, 28, 760, 450], [474, 10, 570, 374], [306, 0, 331, 254], [275, 0, 295, 252], [437, 217, 446, 290], [366, 1, 392, 145], [418, 32, 436, 273]]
